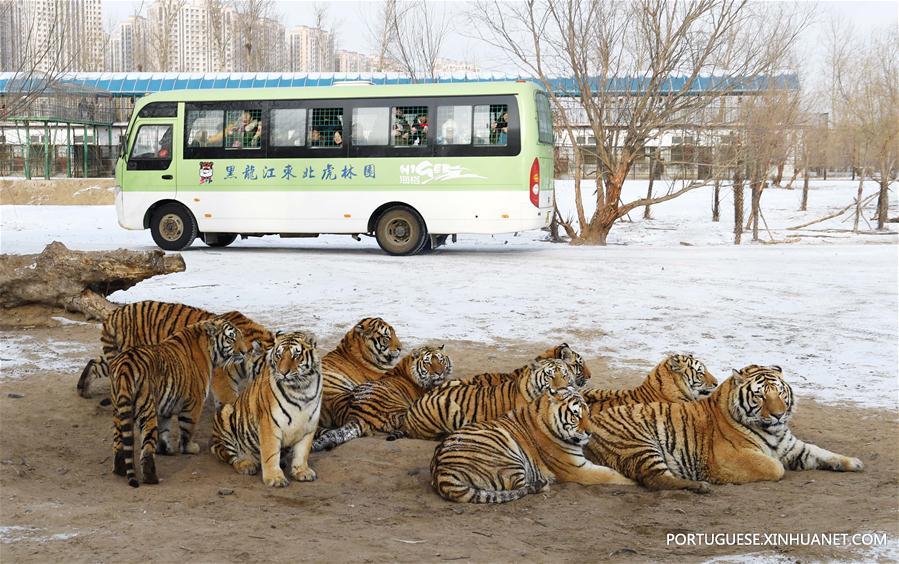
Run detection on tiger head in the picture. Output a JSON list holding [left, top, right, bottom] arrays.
[[346, 317, 402, 369], [540, 386, 590, 447], [537, 343, 591, 387], [659, 353, 718, 401], [523, 358, 575, 398], [219, 311, 275, 380], [402, 345, 453, 390], [268, 331, 321, 388], [205, 318, 249, 366], [727, 365, 794, 429]]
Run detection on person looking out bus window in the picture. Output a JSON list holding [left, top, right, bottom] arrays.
[[226, 110, 261, 148], [333, 129, 344, 147], [492, 111, 509, 145], [412, 114, 428, 145], [393, 107, 411, 144], [438, 118, 456, 145]]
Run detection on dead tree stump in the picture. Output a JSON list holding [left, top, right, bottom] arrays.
[[0, 241, 185, 319]]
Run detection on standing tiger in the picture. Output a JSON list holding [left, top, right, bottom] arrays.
[[396, 358, 576, 441], [582, 353, 717, 410], [312, 345, 453, 452], [111, 318, 248, 487], [77, 300, 273, 405], [465, 343, 592, 388], [584, 365, 863, 493], [430, 387, 634, 504], [319, 317, 402, 429], [211, 331, 323, 487]]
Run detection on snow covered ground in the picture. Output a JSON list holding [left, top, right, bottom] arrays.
[[1, 180, 897, 409]]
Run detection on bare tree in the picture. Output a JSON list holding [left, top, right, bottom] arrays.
[[231, 0, 278, 71], [364, 0, 399, 72], [206, 0, 229, 72], [474, 0, 809, 245], [148, 0, 184, 71], [386, 0, 450, 81]]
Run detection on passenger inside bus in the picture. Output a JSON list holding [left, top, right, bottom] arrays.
[[393, 107, 411, 144], [158, 128, 172, 158], [438, 118, 457, 144], [411, 114, 428, 145], [226, 110, 262, 148]]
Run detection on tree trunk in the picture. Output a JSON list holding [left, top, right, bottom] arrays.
[[733, 169, 744, 245], [750, 180, 762, 242], [876, 175, 889, 231], [643, 157, 655, 220], [783, 167, 801, 189], [800, 167, 810, 211], [773, 162, 785, 187], [853, 170, 865, 233], [0, 241, 185, 319], [712, 178, 721, 222]]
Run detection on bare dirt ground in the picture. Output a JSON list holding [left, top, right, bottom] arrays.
[[0, 179, 115, 205], [0, 314, 897, 562]]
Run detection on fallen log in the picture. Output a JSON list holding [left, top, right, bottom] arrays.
[[0, 241, 185, 319]]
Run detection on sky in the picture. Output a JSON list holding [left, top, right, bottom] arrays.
[[101, 0, 898, 74]]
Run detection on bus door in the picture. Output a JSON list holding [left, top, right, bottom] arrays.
[[123, 120, 176, 200]]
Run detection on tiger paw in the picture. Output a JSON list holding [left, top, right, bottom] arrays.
[[182, 441, 201, 455], [690, 481, 712, 494], [841, 457, 864, 472], [291, 466, 317, 482], [263, 469, 289, 487], [157, 441, 176, 456], [233, 459, 259, 475]]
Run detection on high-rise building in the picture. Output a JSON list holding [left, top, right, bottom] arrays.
[[433, 58, 480, 74], [336, 50, 374, 73], [106, 15, 150, 72], [287, 25, 335, 72], [1, 0, 105, 73]]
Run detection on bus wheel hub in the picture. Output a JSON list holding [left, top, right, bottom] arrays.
[[160, 213, 184, 241], [389, 220, 410, 241]]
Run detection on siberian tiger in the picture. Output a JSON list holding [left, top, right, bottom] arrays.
[[319, 317, 402, 428], [312, 345, 453, 452], [211, 331, 323, 487], [77, 300, 273, 405], [396, 358, 576, 441], [430, 387, 633, 504], [111, 318, 248, 487], [465, 343, 592, 388], [582, 353, 717, 410], [584, 365, 863, 493]]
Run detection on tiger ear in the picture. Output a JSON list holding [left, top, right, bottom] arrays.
[[438, 344, 445, 350], [205, 321, 218, 337], [731, 368, 744, 382], [275, 330, 284, 337], [771, 365, 783, 373]]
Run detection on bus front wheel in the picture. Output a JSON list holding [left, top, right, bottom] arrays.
[[150, 202, 198, 251], [202, 233, 238, 248], [375, 207, 427, 256]]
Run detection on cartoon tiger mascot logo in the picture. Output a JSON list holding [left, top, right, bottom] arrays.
[[199, 161, 214, 184]]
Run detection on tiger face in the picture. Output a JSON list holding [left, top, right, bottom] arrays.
[[270, 331, 321, 387], [410, 345, 453, 390], [529, 359, 576, 393], [729, 365, 794, 429], [666, 354, 718, 400], [206, 319, 249, 365], [353, 317, 402, 369], [543, 387, 590, 446], [552, 344, 592, 387]]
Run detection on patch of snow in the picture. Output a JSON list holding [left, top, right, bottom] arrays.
[[0, 526, 78, 543], [0, 335, 89, 379], [50, 316, 93, 326], [0, 180, 896, 410]]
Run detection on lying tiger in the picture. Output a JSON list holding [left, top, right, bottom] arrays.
[[430, 387, 633, 504], [395, 358, 576, 441], [211, 331, 322, 487], [583, 353, 717, 410], [111, 318, 249, 487], [466, 343, 592, 388], [78, 300, 272, 406], [319, 317, 402, 429], [312, 345, 452, 452], [585, 365, 863, 493]]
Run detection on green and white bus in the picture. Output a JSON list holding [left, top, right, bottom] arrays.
[[115, 81, 555, 255]]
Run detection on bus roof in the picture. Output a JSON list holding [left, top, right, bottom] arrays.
[[133, 81, 543, 111]]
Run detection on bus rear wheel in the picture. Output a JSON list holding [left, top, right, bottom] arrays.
[[202, 233, 238, 247], [150, 202, 197, 251], [375, 207, 427, 256]]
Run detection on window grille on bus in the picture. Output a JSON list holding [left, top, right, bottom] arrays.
[[392, 106, 428, 147], [308, 107, 344, 148]]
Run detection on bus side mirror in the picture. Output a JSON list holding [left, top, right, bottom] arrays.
[[127, 160, 137, 170]]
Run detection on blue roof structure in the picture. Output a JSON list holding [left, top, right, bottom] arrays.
[[0, 72, 799, 98]]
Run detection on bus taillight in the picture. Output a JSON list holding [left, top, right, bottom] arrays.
[[529, 158, 540, 208]]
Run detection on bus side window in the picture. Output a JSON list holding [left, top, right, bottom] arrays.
[[435, 106, 472, 145], [271, 108, 307, 146], [186, 109, 224, 148], [392, 105, 428, 147], [308, 107, 344, 148], [225, 109, 263, 149], [474, 104, 508, 145], [352, 107, 389, 146], [128, 124, 173, 170]]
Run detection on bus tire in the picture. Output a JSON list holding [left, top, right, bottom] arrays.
[[375, 206, 427, 256], [202, 233, 238, 248], [150, 202, 198, 251]]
